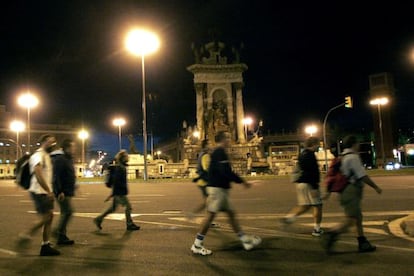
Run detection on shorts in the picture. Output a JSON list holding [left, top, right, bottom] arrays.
[[340, 182, 363, 219], [30, 193, 54, 214], [296, 183, 322, 206], [206, 187, 233, 213]]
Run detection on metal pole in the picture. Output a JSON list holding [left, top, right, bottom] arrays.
[[118, 125, 122, 151], [378, 104, 386, 168], [323, 103, 345, 172], [141, 55, 148, 181], [27, 108, 31, 154]]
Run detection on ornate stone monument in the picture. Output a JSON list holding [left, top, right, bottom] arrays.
[[187, 41, 248, 143]]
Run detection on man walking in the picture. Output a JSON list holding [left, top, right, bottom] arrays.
[[281, 136, 323, 236], [190, 131, 261, 256], [19, 134, 60, 256], [321, 135, 382, 253], [94, 150, 140, 231], [51, 139, 76, 245]]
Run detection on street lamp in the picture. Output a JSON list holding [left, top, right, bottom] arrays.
[[242, 117, 253, 141], [113, 117, 126, 151], [17, 92, 38, 153], [305, 125, 318, 137], [78, 129, 89, 175], [10, 120, 25, 161], [370, 97, 389, 168], [125, 28, 160, 181]]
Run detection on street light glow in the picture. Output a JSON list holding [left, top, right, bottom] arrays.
[[10, 120, 25, 133], [78, 129, 89, 140], [370, 97, 389, 106], [113, 118, 126, 127], [305, 125, 318, 136], [18, 92, 39, 109], [125, 29, 160, 56]]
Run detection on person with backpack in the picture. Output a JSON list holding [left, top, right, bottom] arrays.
[[190, 131, 261, 256], [281, 136, 324, 237], [189, 139, 211, 217], [321, 135, 382, 254], [51, 139, 76, 245], [18, 134, 60, 256], [93, 150, 140, 231]]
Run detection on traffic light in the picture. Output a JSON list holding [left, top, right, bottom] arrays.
[[345, 96, 353, 108]]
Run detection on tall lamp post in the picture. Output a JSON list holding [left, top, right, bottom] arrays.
[[10, 120, 25, 161], [78, 129, 89, 175], [125, 28, 160, 181], [370, 97, 389, 168], [17, 92, 38, 153], [113, 118, 126, 151]]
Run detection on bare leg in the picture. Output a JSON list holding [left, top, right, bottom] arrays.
[[198, 212, 216, 235], [226, 209, 242, 234]]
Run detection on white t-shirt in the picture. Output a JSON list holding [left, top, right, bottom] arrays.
[[28, 149, 52, 194]]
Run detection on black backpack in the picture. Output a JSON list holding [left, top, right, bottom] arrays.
[[104, 165, 117, 188], [15, 154, 33, 190]]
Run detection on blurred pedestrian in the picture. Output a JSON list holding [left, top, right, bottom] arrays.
[[281, 136, 323, 236], [189, 139, 211, 216], [51, 139, 76, 245], [18, 134, 60, 256], [321, 135, 382, 254], [94, 150, 140, 231], [190, 131, 261, 256]]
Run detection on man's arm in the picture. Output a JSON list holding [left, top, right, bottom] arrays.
[[361, 175, 382, 194]]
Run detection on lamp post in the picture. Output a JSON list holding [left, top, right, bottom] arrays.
[[113, 118, 126, 151], [17, 92, 38, 153], [10, 120, 25, 161], [125, 28, 160, 181], [78, 129, 89, 175], [242, 117, 253, 141], [370, 97, 389, 168]]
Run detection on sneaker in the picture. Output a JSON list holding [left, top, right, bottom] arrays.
[[57, 235, 75, 245], [359, 240, 376, 253], [93, 217, 102, 230], [321, 231, 338, 254], [191, 244, 212, 256], [312, 228, 324, 237], [242, 235, 262, 251], [40, 243, 60, 256], [127, 224, 140, 231]]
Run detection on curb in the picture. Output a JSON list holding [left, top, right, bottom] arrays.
[[388, 215, 414, 242]]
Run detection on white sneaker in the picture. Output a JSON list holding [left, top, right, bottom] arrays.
[[191, 244, 212, 256], [242, 235, 262, 251]]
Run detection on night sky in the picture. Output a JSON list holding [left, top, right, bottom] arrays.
[[1, 1, 414, 154]]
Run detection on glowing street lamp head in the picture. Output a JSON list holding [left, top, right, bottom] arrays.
[[305, 125, 318, 136], [18, 92, 39, 109], [78, 130, 89, 140], [242, 117, 253, 125], [125, 29, 160, 57], [10, 120, 25, 132], [370, 97, 389, 106], [113, 118, 126, 127]]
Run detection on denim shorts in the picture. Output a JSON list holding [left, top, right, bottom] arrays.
[[30, 193, 54, 214]]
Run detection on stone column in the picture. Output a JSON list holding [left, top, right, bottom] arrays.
[[195, 83, 205, 139], [235, 82, 245, 143]]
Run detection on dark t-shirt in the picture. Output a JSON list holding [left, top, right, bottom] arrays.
[[207, 146, 243, 189], [297, 149, 320, 189]]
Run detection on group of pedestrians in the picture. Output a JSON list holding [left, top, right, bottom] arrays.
[[17, 134, 139, 257], [17, 132, 382, 257], [282, 135, 382, 254]]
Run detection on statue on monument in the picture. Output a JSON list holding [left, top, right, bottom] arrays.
[[128, 134, 139, 154]]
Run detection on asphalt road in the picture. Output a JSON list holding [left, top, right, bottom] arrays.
[[0, 175, 414, 275]]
